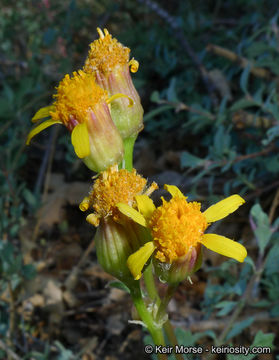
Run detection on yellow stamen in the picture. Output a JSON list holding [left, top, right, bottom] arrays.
[[79, 197, 90, 212], [143, 182, 158, 197], [84, 28, 131, 75], [50, 70, 107, 125], [128, 58, 139, 73], [150, 197, 208, 263], [86, 213, 100, 227], [96, 27, 105, 39]]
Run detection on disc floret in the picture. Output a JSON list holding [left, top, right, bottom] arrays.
[[150, 197, 208, 263]]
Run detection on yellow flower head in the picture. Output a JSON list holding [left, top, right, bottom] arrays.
[[50, 70, 107, 126], [150, 197, 208, 263], [26, 71, 125, 172], [80, 164, 158, 227], [118, 185, 247, 280], [84, 28, 138, 75], [83, 28, 143, 139]]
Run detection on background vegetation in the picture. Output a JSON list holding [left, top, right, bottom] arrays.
[[1, 0, 279, 359]]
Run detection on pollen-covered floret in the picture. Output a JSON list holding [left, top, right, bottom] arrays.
[[50, 70, 107, 126], [80, 165, 158, 226], [84, 28, 131, 75], [150, 197, 208, 263]]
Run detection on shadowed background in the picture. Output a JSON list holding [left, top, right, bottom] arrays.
[[1, 0, 279, 359]]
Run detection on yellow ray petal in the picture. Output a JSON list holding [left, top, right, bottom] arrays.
[[201, 234, 247, 262], [164, 184, 185, 199], [127, 242, 156, 280], [135, 195, 155, 220], [71, 122, 90, 159], [117, 203, 147, 227], [203, 195, 245, 223], [32, 105, 55, 123], [26, 120, 62, 145]]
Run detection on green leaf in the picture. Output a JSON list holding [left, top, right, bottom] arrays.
[[252, 330, 274, 348], [22, 264, 37, 280], [265, 243, 279, 275], [251, 300, 271, 308], [270, 303, 279, 317], [23, 188, 38, 208], [150, 91, 160, 103], [240, 64, 251, 94], [215, 301, 237, 317], [262, 125, 279, 146], [244, 256, 256, 272], [143, 105, 174, 122], [166, 77, 179, 102], [180, 151, 205, 168], [107, 281, 130, 293], [225, 316, 254, 341], [250, 204, 272, 255], [230, 98, 256, 112], [265, 155, 279, 174]]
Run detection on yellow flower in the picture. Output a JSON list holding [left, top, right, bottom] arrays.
[[80, 164, 158, 227], [84, 28, 143, 139], [117, 185, 247, 280], [79, 165, 158, 285], [26, 70, 125, 172]]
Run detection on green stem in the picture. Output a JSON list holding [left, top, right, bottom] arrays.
[[143, 268, 183, 359], [122, 135, 137, 171], [163, 320, 184, 360], [156, 285, 177, 323], [143, 262, 158, 302], [129, 282, 167, 360]]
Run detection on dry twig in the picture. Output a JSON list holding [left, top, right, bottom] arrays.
[[206, 44, 274, 80]]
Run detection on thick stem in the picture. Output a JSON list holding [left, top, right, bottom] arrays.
[[129, 283, 167, 360]]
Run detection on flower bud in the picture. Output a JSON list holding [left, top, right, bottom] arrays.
[[95, 218, 146, 285], [84, 28, 143, 139]]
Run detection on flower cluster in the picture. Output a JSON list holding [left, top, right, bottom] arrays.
[[27, 26, 247, 291], [26, 28, 143, 172], [79, 165, 246, 285]]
